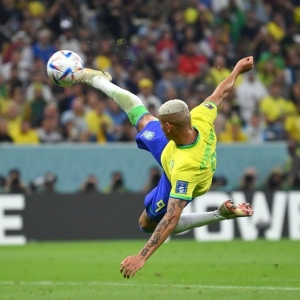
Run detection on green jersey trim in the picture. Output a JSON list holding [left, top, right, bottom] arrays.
[[176, 127, 200, 149], [170, 193, 193, 201]]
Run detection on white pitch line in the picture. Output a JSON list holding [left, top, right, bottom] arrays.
[[0, 281, 299, 292]]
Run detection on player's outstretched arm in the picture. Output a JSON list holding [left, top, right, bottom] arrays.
[[206, 56, 254, 107], [120, 198, 187, 278]]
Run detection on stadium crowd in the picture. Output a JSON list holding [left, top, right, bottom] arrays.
[[1, 0, 300, 145]]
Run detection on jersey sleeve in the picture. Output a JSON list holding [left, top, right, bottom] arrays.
[[169, 164, 199, 201], [190, 101, 218, 126]]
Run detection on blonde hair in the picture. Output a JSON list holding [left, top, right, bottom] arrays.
[[158, 99, 188, 116]]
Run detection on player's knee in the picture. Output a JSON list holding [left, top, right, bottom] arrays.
[[139, 214, 156, 233]]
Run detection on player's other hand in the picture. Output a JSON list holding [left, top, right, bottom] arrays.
[[120, 255, 146, 279], [235, 56, 254, 74]]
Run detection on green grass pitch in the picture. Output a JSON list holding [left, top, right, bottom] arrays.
[[0, 239, 299, 300]]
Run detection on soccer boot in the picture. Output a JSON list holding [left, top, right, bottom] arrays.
[[79, 67, 112, 85], [215, 200, 253, 219]]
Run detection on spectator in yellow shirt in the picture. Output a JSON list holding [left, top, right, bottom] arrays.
[[11, 120, 40, 144], [284, 102, 300, 142], [93, 40, 112, 71], [85, 99, 114, 143], [266, 13, 285, 42], [218, 115, 248, 143], [6, 102, 22, 136], [206, 55, 231, 87], [260, 84, 297, 123], [260, 84, 297, 140], [206, 55, 242, 88]]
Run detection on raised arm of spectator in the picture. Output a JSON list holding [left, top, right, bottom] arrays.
[[206, 56, 254, 107]]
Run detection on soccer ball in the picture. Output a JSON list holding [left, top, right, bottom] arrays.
[[46, 50, 84, 87]]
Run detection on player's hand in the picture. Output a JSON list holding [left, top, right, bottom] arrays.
[[120, 255, 146, 279], [234, 56, 254, 74]]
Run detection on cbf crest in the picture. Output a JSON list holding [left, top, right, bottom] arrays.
[[141, 130, 155, 141]]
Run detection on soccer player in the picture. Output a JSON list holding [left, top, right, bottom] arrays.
[[79, 56, 254, 278]]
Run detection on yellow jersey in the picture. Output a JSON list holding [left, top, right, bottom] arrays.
[[11, 129, 40, 144], [85, 110, 114, 143], [259, 96, 297, 122], [161, 101, 217, 201]]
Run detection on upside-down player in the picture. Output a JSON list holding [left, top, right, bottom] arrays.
[[78, 56, 255, 278]]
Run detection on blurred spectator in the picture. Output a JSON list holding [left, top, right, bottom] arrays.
[[61, 96, 88, 141], [106, 99, 128, 141], [141, 166, 162, 193], [177, 42, 208, 80], [244, 0, 269, 23], [284, 98, 300, 142], [11, 120, 40, 144], [138, 14, 163, 45], [59, 20, 84, 59], [218, 115, 248, 143], [1, 49, 31, 83], [244, 112, 266, 143], [10, 86, 26, 112], [37, 114, 63, 143], [257, 60, 278, 87], [103, 171, 129, 194], [45, 0, 79, 36], [26, 72, 53, 103], [263, 168, 284, 191], [0, 175, 5, 193], [31, 28, 57, 64], [266, 12, 286, 42], [259, 84, 297, 141], [110, 62, 133, 91], [4, 30, 33, 64], [235, 70, 268, 124], [85, 99, 114, 143], [6, 102, 22, 136], [282, 140, 300, 190], [237, 167, 258, 192], [210, 175, 228, 191], [100, 0, 126, 40], [240, 10, 261, 43], [155, 26, 177, 71], [118, 119, 136, 142], [205, 55, 231, 88], [214, 100, 232, 137], [126, 34, 158, 77], [23, 85, 47, 127], [0, 118, 13, 143], [79, 174, 100, 194], [285, 47, 300, 86], [2, 169, 28, 194], [30, 172, 58, 194], [137, 78, 161, 112], [0, 74, 8, 101], [93, 39, 113, 72], [155, 67, 179, 103], [258, 41, 286, 71], [6, 65, 23, 95], [212, 0, 245, 15]]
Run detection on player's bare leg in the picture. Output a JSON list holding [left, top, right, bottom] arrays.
[[138, 200, 253, 234], [171, 200, 253, 234], [79, 68, 156, 131]]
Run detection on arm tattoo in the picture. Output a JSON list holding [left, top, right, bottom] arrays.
[[139, 198, 187, 258], [140, 248, 150, 257]]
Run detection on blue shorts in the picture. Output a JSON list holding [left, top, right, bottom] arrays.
[[135, 121, 172, 223]]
